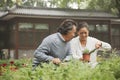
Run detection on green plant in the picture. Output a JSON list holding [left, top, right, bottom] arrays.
[[82, 48, 90, 54], [0, 49, 120, 80], [83, 48, 97, 54]]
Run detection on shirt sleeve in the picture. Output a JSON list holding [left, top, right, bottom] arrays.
[[33, 38, 54, 63], [91, 37, 112, 50], [101, 41, 112, 50]]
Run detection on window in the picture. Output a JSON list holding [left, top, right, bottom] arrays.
[[10, 24, 16, 31], [89, 25, 95, 31], [96, 24, 108, 32], [89, 24, 109, 43], [111, 28, 119, 35], [18, 23, 49, 48], [19, 32, 35, 47], [35, 24, 49, 30], [111, 25, 120, 49], [19, 23, 33, 31]]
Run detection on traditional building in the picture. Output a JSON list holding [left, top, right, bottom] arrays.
[[0, 6, 120, 59]]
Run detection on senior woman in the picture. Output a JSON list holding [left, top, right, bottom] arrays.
[[70, 22, 111, 67]]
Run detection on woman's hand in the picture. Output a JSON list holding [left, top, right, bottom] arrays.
[[95, 41, 102, 49]]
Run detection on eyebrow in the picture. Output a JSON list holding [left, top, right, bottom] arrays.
[[80, 32, 87, 33]]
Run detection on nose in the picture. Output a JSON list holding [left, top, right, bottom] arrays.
[[83, 33, 86, 36]]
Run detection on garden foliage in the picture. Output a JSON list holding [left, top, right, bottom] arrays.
[[0, 50, 120, 80]]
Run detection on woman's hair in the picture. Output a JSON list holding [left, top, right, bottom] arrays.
[[77, 22, 89, 32], [57, 19, 77, 35]]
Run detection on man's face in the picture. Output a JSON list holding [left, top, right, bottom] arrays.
[[65, 25, 76, 42], [77, 27, 89, 41]]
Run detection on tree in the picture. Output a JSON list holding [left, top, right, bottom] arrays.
[[0, 0, 22, 10], [47, 0, 87, 9], [22, 0, 84, 9], [0, 0, 85, 9], [115, 0, 120, 17], [0, 0, 120, 17], [87, 0, 120, 17], [22, 0, 47, 7]]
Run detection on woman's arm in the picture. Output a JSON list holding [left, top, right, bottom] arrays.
[[95, 41, 112, 50]]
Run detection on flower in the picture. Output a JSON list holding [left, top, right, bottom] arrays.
[[10, 61, 14, 65], [2, 63, 7, 67], [9, 66, 18, 71], [22, 63, 27, 67], [0, 72, 2, 76]]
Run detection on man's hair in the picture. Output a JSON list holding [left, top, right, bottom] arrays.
[[57, 19, 77, 35], [77, 22, 89, 32]]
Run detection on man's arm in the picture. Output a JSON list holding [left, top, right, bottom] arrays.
[[33, 38, 54, 66], [63, 53, 72, 62]]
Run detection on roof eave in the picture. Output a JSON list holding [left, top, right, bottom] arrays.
[[1, 13, 118, 20]]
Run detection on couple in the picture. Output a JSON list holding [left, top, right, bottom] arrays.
[[32, 19, 111, 68]]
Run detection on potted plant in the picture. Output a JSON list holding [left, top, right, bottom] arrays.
[[82, 48, 90, 62], [82, 48, 97, 62]]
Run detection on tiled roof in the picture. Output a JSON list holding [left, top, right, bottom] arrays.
[[0, 11, 8, 19], [0, 6, 118, 20]]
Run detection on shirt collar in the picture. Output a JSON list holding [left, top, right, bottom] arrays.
[[57, 32, 66, 42]]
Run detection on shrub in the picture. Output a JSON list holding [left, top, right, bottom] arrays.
[[0, 50, 120, 80]]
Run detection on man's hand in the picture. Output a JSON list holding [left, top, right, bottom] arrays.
[[95, 41, 102, 49], [52, 58, 61, 64]]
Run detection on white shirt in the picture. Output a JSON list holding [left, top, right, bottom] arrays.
[[70, 36, 111, 64]]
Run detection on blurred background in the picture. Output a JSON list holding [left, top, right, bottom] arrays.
[[0, 0, 120, 59]]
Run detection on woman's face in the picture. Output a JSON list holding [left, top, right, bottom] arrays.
[[77, 27, 89, 41]]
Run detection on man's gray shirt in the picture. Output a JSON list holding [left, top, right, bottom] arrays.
[[33, 32, 72, 66]]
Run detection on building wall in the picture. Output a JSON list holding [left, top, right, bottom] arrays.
[[111, 24, 120, 50], [0, 18, 120, 59], [8, 18, 63, 59], [0, 21, 10, 49]]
